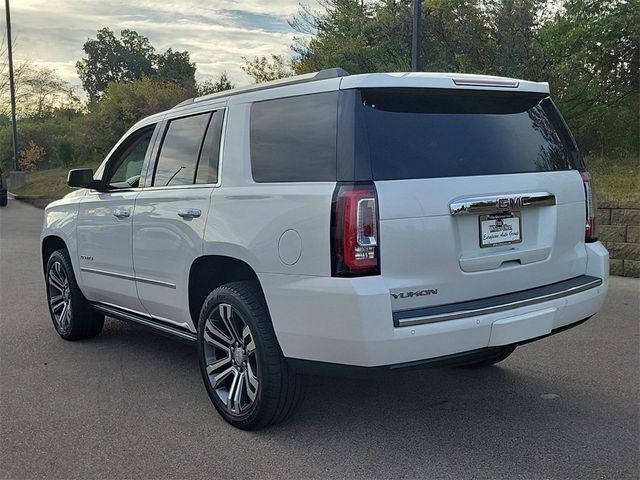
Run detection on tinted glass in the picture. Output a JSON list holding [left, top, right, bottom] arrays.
[[108, 128, 154, 189], [250, 92, 338, 182], [360, 89, 577, 180], [195, 110, 224, 184], [153, 112, 211, 186]]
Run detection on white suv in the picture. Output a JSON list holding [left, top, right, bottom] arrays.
[[41, 70, 609, 429]]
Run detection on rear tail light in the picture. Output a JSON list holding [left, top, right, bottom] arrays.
[[331, 183, 380, 276], [580, 171, 597, 242]]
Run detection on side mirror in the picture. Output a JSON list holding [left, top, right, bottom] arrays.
[[67, 169, 99, 189]]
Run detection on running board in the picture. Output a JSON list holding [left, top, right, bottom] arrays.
[[92, 303, 197, 342]]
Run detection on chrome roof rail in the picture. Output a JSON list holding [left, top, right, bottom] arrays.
[[172, 68, 350, 109]]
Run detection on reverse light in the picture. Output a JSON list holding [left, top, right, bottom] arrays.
[[331, 183, 380, 276], [580, 171, 597, 242]]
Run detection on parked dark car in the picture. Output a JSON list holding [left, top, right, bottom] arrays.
[[0, 168, 7, 207]]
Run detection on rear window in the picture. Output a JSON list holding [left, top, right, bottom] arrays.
[[250, 92, 338, 182], [359, 88, 579, 180]]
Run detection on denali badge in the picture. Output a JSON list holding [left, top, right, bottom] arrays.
[[497, 197, 523, 210], [391, 289, 438, 300]]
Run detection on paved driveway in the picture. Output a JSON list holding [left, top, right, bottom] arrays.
[[1, 198, 638, 479]]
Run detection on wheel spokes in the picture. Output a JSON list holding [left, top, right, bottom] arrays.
[[219, 304, 242, 343], [227, 370, 245, 414], [244, 325, 256, 355], [58, 302, 68, 328], [204, 318, 233, 350], [48, 271, 65, 292], [49, 294, 65, 312], [206, 354, 232, 376], [245, 364, 259, 401], [211, 365, 235, 390]]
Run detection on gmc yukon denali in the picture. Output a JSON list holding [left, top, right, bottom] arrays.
[[41, 70, 609, 429]]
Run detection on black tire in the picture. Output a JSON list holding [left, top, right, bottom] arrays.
[[197, 281, 303, 430], [45, 249, 104, 340], [0, 192, 7, 207], [458, 346, 516, 369]]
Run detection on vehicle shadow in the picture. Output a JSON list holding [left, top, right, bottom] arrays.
[[88, 317, 626, 478]]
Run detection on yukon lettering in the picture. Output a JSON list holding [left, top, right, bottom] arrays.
[[392, 289, 438, 299]]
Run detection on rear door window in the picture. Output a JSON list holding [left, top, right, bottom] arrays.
[[195, 110, 224, 184], [359, 88, 579, 180], [250, 92, 338, 182], [153, 112, 211, 186]]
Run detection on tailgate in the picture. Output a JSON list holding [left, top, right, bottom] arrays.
[[377, 171, 588, 312]]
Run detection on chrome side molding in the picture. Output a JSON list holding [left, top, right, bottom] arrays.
[[80, 267, 176, 289], [449, 192, 556, 216]]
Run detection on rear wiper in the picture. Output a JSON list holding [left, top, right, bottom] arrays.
[[165, 166, 185, 186]]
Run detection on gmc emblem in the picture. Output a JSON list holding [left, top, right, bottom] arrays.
[[497, 197, 523, 210]]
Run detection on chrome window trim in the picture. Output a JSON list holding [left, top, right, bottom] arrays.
[[394, 276, 602, 327], [449, 192, 556, 216]]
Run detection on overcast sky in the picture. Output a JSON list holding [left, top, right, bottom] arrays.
[[7, 0, 312, 91]]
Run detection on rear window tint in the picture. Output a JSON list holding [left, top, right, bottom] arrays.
[[153, 112, 211, 186], [250, 92, 338, 182], [195, 110, 224, 184], [359, 89, 578, 180]]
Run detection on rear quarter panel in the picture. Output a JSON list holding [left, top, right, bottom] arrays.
[[203, 103, 335, 276]]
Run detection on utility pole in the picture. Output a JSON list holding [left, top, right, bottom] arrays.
[[5, 0, 20, 171], [411, 0, 422, 72]]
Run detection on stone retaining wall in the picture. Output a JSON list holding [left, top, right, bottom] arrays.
[[597, 203, 639, 277]]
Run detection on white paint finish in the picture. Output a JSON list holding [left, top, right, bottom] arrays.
[[41, 190, 85, 281], [203, 183, 335, 276], [487, 307, 556, 346], [375, 171, 585, 220], [75, 190, 146, 312], [376, 171, 588, 312], [339, 72, 549, 94], [132, 187, 213, 330], [278, 229, 302, 266], [260, 261, 607, 366]]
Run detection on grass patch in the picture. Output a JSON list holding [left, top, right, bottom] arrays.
[[587, 154, 639, 207], [10, 164, 100, 200]]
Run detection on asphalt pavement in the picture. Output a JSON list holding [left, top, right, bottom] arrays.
[[1, 197, 638, 480]]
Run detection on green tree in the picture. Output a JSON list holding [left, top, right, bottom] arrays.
[[77, 28, 197, 102], [155, 48, 197, 88], [242, 55, 292, 83], [197, 72, 235, 95], [77, 28, 155, 102], [540, 0, 639, 154], [82, 78, 194, 160]]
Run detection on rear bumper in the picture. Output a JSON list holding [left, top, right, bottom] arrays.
[[260, 242, 609, 368]]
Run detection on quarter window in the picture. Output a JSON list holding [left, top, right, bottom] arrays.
[[250, 92, 338, 182]]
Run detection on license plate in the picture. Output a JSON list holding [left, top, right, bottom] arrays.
[[479, 212, 522, 248]]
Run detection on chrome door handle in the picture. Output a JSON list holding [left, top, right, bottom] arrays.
[[178, 208, 201, 219], [113, 208, 130, 219]]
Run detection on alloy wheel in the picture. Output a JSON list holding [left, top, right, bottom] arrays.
[[48, 261, 72, 334], [203, 303, 260, 415]]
